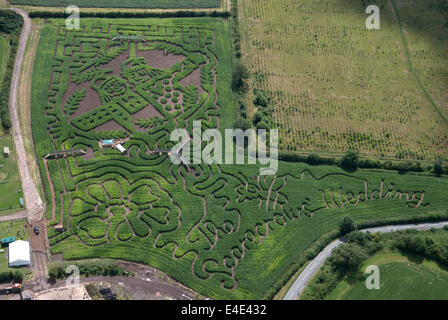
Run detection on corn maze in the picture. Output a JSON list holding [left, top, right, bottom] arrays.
[[30, 17, 448, 299], [239, 0, 448, 160]]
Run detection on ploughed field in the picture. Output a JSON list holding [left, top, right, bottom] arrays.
[[239, 0, 448, 160], [31, 17, 448, 299]]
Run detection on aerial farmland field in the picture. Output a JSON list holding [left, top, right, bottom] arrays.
[[239, 0, 448, 160], [29, 15, 448, 299]]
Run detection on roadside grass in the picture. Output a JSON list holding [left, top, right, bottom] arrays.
[[0, 35, 8, 85], [0, 219, 30, 274], [327, 251, 448, 300], [0, 135, 23, 214], [273, 262, 308, 300]]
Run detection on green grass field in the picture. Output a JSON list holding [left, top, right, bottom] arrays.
[[0, 35, 8, 85], [30, 15, 448, 299], [10, 0, 221, 9], [0, 219, 29, 274], [0, 133, 23, 214], [239, 0, 448, 160], [328, 252, 448, 300]]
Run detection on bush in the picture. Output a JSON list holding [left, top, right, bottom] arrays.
[[330, 243, 368, 272], [0, 270, 23, 284], [434, 160, 444, 175], [234, 117, 252, 131], [48, 260, 127, 281], [253, 90, 269, 108], [339, 216, 355, 235], [252, 111, 263, 126], [306, 152, 320, 165], [231, 61, 249, 92], [340, 150, 359, 170]]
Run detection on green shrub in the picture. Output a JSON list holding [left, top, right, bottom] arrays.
[[340, 150, 359, 171]]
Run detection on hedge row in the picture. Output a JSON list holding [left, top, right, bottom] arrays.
[[0, 270, 23, 284], [278, 150, 445, 174], [48, 260, 128, 280], [29, 10, 230, 19], [0, 10, 23, 131]]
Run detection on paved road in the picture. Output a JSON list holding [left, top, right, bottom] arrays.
[[283, 220, 448, 300], [8, 8, 44, 221]]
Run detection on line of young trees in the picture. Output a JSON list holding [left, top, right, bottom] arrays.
[[0, 10, 23, 131], [279, 149, 446, 175]]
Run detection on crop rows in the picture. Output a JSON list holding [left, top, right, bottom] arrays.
[[31, 17, 448, 299], [239, 0, 448, 160]]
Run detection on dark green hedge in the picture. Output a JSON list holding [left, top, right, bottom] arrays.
[[29, 10, 230, 19], [0, 10, 23, 131]]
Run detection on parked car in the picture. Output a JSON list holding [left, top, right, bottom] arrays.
[[34, 226, 39, 235]]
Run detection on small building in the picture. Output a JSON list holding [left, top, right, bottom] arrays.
[[19, 198, 24, 207], [3, 147, 10, 157], [1, 236, 16, 247], [116, 144, 126, 153], [8, 240, 31, 267]]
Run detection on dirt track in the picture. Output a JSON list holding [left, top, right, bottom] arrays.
[[8, 8, 48, 288], [8, 8, 44, 220], [24, 261, 201, 300]]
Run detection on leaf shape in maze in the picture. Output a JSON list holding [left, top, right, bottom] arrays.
[[64, 88, 86, 116]]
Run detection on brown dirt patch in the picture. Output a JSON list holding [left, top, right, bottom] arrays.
[[64, 75, 102, 120], [95, 120, 128, 132], [131, 104, 163, 120], [82, 147, 95, 160], [136, 49, 185, 69], [180, 68, 205, 98], [100, 49, 130, 76]]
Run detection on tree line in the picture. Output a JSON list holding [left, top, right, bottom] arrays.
[[0, 10, 23, 131]]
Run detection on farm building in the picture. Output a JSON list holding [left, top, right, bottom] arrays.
[[116, 144, 126, 153], [3, 147, 9, 157], [8, 240, 31, 267]]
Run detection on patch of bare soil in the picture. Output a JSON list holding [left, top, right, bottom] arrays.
[[64, 75, 102, 120], [82, 147, 95, 160], [100, 49, 130, 76], [136, 49, 185, 69], [51, 253, 63, 262], [94, 120, 128, 132], [131, 104, 163, 120], [180, 67, 205, 98], [33, 286, 90, 300]]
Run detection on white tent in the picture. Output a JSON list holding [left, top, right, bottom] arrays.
[[116, 144, 126, 153], [8, 240, 31, 267]]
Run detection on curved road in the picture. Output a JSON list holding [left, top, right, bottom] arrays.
[[283, 220, 448, 300]]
